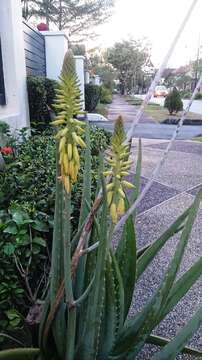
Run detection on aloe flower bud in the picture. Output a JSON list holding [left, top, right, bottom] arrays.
[[51, 50, 86, 192], [104, 116, 135, 223]]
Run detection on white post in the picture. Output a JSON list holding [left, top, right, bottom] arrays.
[[74, 56, 85, 110], [0, 0, 30, 131], [85, 71, 90, 84], [42, 31, 68, 80]]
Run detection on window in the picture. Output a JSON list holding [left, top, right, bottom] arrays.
[[0, 38, 6, 105]]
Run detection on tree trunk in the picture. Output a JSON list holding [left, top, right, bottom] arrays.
[[59, 0, 62, 30]]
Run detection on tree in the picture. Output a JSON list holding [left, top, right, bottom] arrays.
[[22, 0, 114, 40], [107, 39, 151, 94], [164, 87, 183, 115], [87, 51, 117, 90]]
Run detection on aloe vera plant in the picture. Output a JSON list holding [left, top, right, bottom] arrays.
[[1, 51, 202, 360]]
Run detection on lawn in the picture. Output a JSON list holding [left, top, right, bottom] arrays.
[[125, 96, 202, 122], [192, 136, 202, 142]]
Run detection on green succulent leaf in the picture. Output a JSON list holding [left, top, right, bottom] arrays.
[[147, 334, 202, 357], [115, 197, 136, 319], [153, 307, 202, 360]]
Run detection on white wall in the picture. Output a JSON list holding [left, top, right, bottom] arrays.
[[0, 0, 30, 131], [75, 56, 85, 110], [43, 32, 68, 81]]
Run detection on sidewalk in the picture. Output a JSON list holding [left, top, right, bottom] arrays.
[[107, 95, 155, 123]]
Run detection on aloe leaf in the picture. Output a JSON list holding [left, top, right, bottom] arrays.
[[62, 191, 75, 360], [74, 275, 95, 307], [147, 334, 202, 357], [0, 348, 39, 360], [130, 138, 142, 206], [98, 251, 124, 358], [78, 121, 91, 227], [77, 175, 108, 359], [110, 190, 202, 358], [161, 257, 202, 320], [47, 147, 66, 357], [50, 146, 64, 303], [152, 307, 202, 360], [136, 207, 189, 280], [115, 197, 136, 318], [75, 122, 92, 299], [136, 223, 184, 260]]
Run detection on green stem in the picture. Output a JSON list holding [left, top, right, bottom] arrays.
[[0, 348, 39, 360]]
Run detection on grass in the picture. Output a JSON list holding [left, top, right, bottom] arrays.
[[144, 105, 202, 122], [95, 103, 108, 118], [125, 96, 202, 122], [192, 136, 202, 142]]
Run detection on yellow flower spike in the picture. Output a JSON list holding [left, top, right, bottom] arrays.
[[69, 160, 75, 178], [67, 143, 73, 160], [59, 136, 66, 153], [51, 119, 65, 126], [118, 188, 126, 199], [117, 198, 125, 216], [106, 183, 114, 191], [121, 180, 135, 189], [110, 203, 118, 224], [76, 136, 86, 148], [64, 176, 71, 193], [103, 171, 113, 177], [63, 153, 69, 173], [73, 145, 80, 164], [52, 50, 87, 193], [107, 191, 113, 206]]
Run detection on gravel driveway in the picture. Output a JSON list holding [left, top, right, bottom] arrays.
[[124, 139, 202, 359]]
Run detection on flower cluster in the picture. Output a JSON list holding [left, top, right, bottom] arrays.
[[51, 51, 86, 193], [104, 116, 134, 223], [0, 146, 13, 155]]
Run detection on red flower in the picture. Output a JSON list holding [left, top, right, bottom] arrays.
[[0, 146, 13, 155]]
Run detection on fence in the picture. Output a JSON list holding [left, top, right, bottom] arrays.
[[0, 38, 6, 105], [23, 21, 46, 77]]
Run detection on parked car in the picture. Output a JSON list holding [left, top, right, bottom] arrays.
[[154, 85, 168, 97]]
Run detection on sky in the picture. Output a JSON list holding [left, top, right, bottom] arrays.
[[88, 0, 202, 68]]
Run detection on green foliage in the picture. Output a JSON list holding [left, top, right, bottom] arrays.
[[194, 92, 202, 100], [100, 85, 112, 104], [164, 87, 183, 114], [85, 84, 101, 112], [107, 39, 151, 93], [27, 76, 58, 130], [22, 0, 114, 40], [0, 203, 51, 344], [0, 125, 111, 344], [180, 90, 191, 99]]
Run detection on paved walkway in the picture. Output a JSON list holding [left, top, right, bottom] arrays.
[[107, 95, 155, 123], [94, 95, 202, 140], [125, 139, 202, 359]]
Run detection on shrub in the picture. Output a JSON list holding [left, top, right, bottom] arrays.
[[194, 92, 202, 100], [27, 76, 58, 130], [85, 84, 101, 112], [164, 87, 183, 114], [0, 123, 111, 345], [100, 85, 112, 104], [180, 90, 191, 99]]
